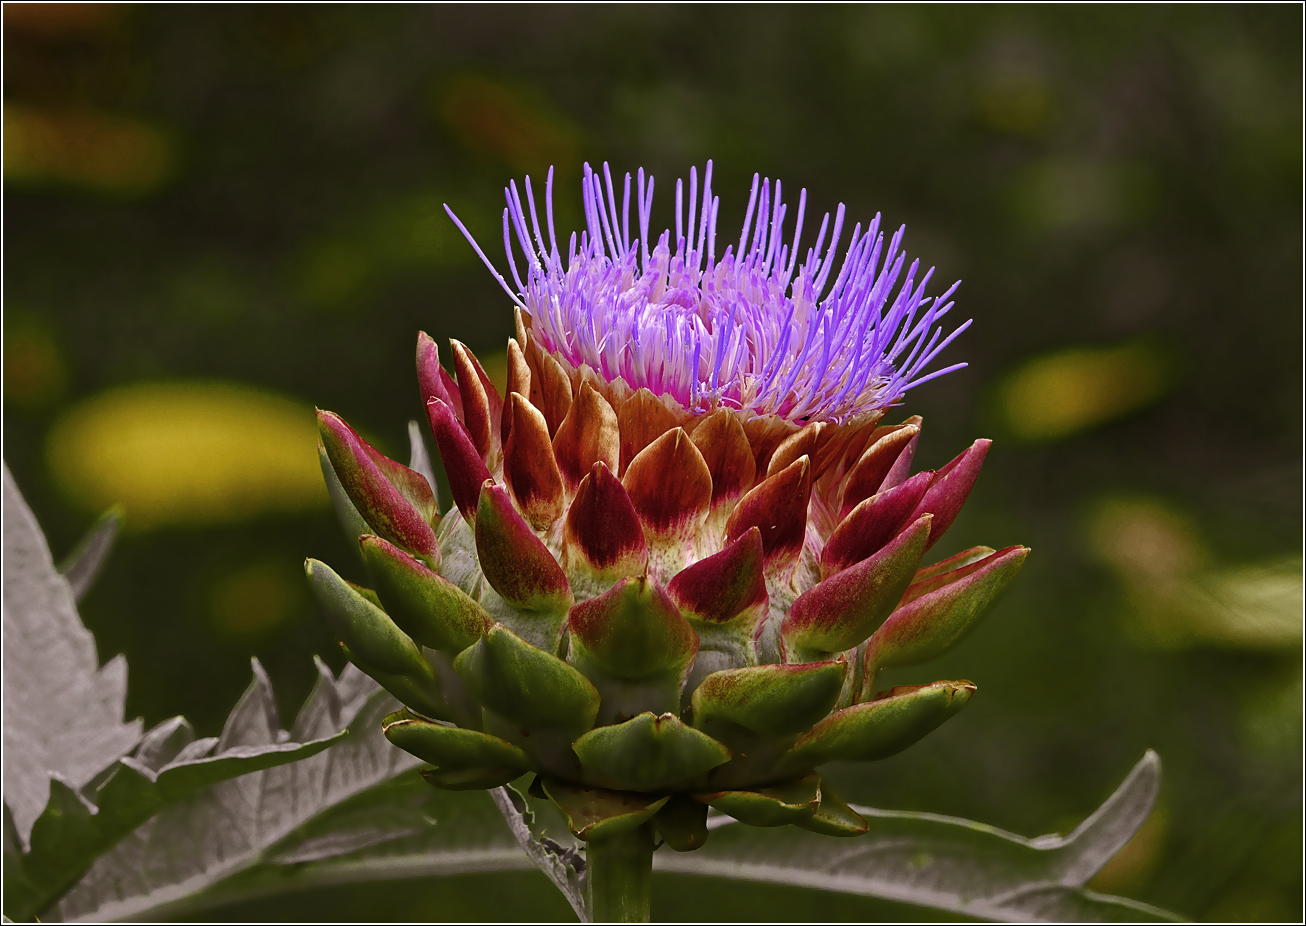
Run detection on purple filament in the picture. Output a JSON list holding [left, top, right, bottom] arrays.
[[445, 161, 970, 424]]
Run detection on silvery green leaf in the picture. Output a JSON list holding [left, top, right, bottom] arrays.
[[657, 750, 1179, 923], [135, 752, 1177, 924], [263, 768, 437, 867], [56, 507, 121, 603], [127, 772, 514, 919], [1, 464, 142, 848], [54, 664, 420, 922], [6, 661, 351, 921], [407, 419, 439, 505], [267, 773, 521, 877], [104, 774, 554, 922], [490, 783, 588, 921]]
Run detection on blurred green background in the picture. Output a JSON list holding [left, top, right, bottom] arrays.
[[4, 4, 1301, 922]]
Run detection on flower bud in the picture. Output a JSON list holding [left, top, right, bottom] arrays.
[[383, 707, 532, 776], [572, 712, 730, 792], [782, 680, 976, 768], [453, 623, 599, 736], [861, 545, 1028, 697], [908, 438, 991, 550], [475, 480, 574, 630], [694, 774, 821, 828], [781, 515, 932, 662], [562, 462, 648, 594], [359, 534, 492, 654], [568, 576, 699, 724], [425, 397, 492, 524], [304, 558, 446, 719], [317, 410, 440, 567], [308, 162, 1033, 857]]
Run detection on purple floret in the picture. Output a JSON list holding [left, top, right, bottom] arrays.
[[447, 161, 970, 424]]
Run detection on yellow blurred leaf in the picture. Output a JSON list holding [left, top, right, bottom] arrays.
[[1187, 558, 1304, 649], [47, 382, 329, 530], [4, 104, 173, 196], [1087, 495, 1302, 650], [996, 342, 1171, 441]]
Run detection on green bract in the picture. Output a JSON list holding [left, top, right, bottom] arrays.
[[308, 321, 1029, 854], [305, 162, 1033, 923]]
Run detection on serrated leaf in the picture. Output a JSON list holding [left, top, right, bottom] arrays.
[[126, 752, 1179, 924], [226, 776, 587, 921], [56, 507, 121, 604], [657, 750, 1180, 922], [491, 784, 588, 920], [266, 772, 434, 865], [123, 773, 533, 920], [53, 664, 421, 922], [1, 464, 143, 848], [6, 660, 352, 921]]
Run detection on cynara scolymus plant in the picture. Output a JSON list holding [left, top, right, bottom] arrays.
[[1, 164, 1176, 925], [308, 161, 1030, 921]]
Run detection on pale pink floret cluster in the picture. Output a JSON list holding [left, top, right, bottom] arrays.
[[447, 162, 970, 424]]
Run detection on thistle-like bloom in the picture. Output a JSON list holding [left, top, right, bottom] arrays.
[[306, 163, 1028, 887], [449, 161, 969, 425]]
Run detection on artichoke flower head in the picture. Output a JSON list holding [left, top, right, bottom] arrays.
[[308, 162, 1029, 848]]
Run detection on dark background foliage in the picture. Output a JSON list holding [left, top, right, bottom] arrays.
[[4, 4, 1301, 921]]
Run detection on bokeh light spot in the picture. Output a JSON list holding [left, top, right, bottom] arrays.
[[1087, 495, 1303, 650], [1087, 496, 1204, 586], [436, 73, 578, 173], [1016, 159, 1158, 235], [47, 382, 329, 530], [298, 241, 373, 308], [977, 73, 1052, 136], [210, 560, 302, 641], [996, 342, 1171, 441], [3, 104, 173, 196], [1193, 558, 1305, 649], [3, 317, 68, 408], [2, 2, 121, 37]]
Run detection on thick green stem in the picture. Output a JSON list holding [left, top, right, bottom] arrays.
[[585, 823, 654, 923]]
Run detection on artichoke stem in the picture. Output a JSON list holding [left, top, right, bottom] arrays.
[[585, 823, 654, 923]]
